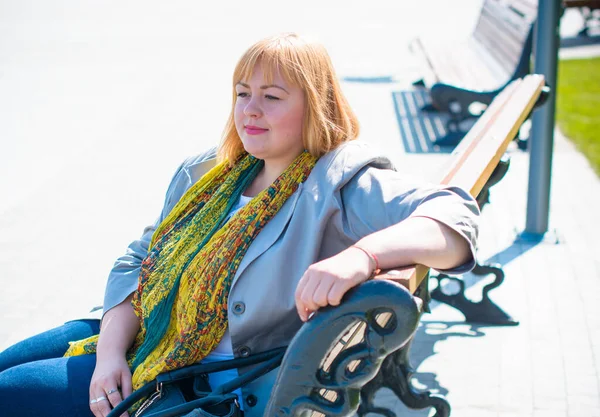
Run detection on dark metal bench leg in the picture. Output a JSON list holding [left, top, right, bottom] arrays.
[[421, 102, 439, 113], [430, 156, 518, 325], [516, 86, 552, 151], [431, 262, 518, 326], [358, 338, 451, 417], [413, 78, 426, 87]]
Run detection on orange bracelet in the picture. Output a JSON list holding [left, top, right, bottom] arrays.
[[351, 245, 381, 277]]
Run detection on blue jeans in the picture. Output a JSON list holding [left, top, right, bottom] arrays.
[[0, 319, 101, 417]]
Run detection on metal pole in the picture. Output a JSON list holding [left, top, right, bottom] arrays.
[[525, 0, 561, 235]]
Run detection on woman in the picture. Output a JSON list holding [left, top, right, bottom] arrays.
[[0, 33, 479, 417]]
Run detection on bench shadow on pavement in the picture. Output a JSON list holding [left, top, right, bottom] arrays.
[[391, 89, 478, 155], [367, 321, 485, 416], [342, 76, 476, 154], [366, 237, 541, 415], [456, 236, 542, 294], [560, 33, 600, 47]]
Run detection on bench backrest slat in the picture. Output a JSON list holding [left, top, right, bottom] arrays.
[[449, 78, 543, 195], [441, 76, 543, 195], [375, 74, 545, 293], [473, 0, 535, 75], [475, 15, 529, 74], [507, 0, 538, 20]]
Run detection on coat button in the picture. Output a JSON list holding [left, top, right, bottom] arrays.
[[239, 346, 251, 357], [232, 302, 246, 315], [246, 394, 258, 407]]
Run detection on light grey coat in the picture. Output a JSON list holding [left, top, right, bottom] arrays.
[[103, 140, 480, 416]]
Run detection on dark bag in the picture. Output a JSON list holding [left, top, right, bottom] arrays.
[[107, 347, 286, 417]]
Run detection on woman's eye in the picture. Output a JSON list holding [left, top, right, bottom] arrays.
[[265, 95, 280, 100], [236, 92, 249, 98]]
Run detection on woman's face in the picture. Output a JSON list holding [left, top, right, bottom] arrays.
[[234, 65, 306, 169]]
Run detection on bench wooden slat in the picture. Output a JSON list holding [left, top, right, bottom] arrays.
[[510, 0, 539, 19], [417, 38, 504, 90], [417, 18, 530, 91], [474, 3, 532, 74], [467, 38, 514, 88], [412, 0, 535, 92], [474, 25, 525, 73], [448, 76, 543, 195], [438, 80, 523, 188], [375, 74, 545, 293], [479, 1, 533, 38]]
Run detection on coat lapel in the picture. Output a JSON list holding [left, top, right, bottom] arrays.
[[231, 183, 303, 289], [187, 158, 217, 185]]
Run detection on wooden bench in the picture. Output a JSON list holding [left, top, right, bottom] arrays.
[[107, 76, 548, 417], [265, 74, 547, 416], [410, 0, 537, 146]]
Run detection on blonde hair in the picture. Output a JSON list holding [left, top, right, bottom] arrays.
[[218, 33, 360, 164]]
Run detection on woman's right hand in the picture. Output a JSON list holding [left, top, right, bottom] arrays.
[[91, 294, 140, 417], [89, 354, 132, 417]]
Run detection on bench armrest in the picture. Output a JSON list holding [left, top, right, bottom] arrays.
[[430, 83, 500, 119], [264, 280, 422, 416]]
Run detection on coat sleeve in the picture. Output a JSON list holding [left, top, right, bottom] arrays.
[[102, 149, 217, 316], [338, 165, 480, 275]]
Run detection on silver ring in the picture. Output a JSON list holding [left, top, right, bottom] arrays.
[[90, 396, 108, 404], [106, 388, 119, 395]]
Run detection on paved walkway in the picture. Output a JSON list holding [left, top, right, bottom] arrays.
[[1, 2, 599, 416]]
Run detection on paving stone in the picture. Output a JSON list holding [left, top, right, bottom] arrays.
[[452, 409, 499, 417], [532, 411, 568, 417], [533, 396, 568, 411], [568, 404, 600, 417]]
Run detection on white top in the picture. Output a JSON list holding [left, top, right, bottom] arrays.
[[203, 193, 253, 406]]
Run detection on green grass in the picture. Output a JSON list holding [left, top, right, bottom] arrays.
[[556, 57, 600, 177]]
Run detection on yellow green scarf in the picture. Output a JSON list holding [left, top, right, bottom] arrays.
[[65, 151, 317, 390]]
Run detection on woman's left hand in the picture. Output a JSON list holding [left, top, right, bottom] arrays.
[[295, 247, 374, 322]]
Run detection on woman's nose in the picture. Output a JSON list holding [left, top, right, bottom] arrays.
[[243, 98, 262, 118]]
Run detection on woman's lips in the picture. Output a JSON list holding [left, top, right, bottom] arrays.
[[244, 126, 268, 135]]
